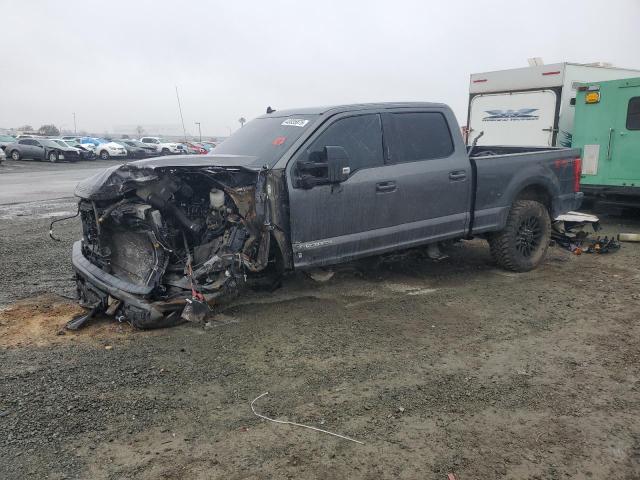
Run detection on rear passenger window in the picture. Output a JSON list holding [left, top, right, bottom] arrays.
[[626, 97, 640, 130], [388, 112, 454, 163], [307, 114, 384, 172]]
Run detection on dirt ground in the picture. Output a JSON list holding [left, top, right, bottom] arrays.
[[1, 199, 639, 479]]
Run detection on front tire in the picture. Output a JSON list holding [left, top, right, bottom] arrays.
[[48, 151, 59, 163], [10, 150, 20, 161], [99, 150, 110, 160], [161, 148, 170, 156], [488, 200, 551, 272]]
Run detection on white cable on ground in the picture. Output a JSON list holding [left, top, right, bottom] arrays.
[[250, 392, 365, 445]]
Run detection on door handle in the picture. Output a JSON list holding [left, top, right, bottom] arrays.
[[376, 181, 396, 193], [607, 128, 614, 161], [449, 171, 467, 181]]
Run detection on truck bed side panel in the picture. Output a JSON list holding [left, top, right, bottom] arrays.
[[471, 148, 581, 234]]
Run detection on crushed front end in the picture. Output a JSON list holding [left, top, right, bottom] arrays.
[[72, 158, 276, 328]]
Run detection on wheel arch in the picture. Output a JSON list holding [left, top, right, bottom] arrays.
[[514, 183, 552, 213]]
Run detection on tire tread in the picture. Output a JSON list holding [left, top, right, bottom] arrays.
[[488, 200, 550, 272]]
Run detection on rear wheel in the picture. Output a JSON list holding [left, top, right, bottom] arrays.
[[48, 151, 58, 163], [10, 150, 20, 161], [99, 150, 110, 160], [488, 200, 551, 272]]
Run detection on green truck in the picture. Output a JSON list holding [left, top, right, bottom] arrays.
[[572, 77, 640, 204]]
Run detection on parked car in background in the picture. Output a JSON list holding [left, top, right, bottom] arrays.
[[200, 141, 218, 151], [182, 141, 207, 154], [4, 138, 80, 162], [0, 134, 17, 151], [87, 138, 128, 160], [0, 148, 5, 164], [51, 139, 83, 156], [194, 142, 214, 153], [79, 137, 98, 152], [114, 139, 156, 159], [62, 139, 95, 160], [139, 137, 186, 155]]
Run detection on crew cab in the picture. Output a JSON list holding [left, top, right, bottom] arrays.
[[71, 103, 582, 328], [139, 137, 186, 155]]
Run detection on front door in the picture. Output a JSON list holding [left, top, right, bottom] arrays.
[[287, 113, 397, 268], [609, 88, 640, 184]]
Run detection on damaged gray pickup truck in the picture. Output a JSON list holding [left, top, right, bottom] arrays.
[[71, 102, 583, 328]]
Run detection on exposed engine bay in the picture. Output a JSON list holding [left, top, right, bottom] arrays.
[[72, 160, 284, 328]]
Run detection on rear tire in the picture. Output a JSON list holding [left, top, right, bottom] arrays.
[[10, 150, 20, 161], [48, 151, 58, 163], [488, 200, 551, 272]]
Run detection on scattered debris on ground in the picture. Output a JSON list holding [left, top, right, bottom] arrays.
[[0, 294, 138, 347], [552, 211, 620, 254], [251, 392, 365, 445]]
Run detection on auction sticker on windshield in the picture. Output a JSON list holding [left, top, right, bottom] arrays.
[[281, 118, 309, 127]]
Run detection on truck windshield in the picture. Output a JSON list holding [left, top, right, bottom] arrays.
[[214, 115, 318, 167]]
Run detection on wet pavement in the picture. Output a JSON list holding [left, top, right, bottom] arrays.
[[0, 159, 124, 204]]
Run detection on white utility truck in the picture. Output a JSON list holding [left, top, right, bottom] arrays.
[[467, 62, 639, 147]]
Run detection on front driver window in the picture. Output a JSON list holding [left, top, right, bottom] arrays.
[[306, 114, 384, 173]]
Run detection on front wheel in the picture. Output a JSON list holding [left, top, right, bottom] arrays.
[[488, 200, 551, 272], [161, 148, 170, 156], [99, 150, 110, 160], [10, 150, 20, 161], [48, 151, 59, 163]]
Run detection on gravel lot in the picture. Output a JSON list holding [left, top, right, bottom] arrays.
[[0, 162, 639, 479]]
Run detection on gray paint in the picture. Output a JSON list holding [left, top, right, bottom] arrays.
[[278, 103, 581, 268]]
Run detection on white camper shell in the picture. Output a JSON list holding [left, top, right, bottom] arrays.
[[467, 63, 639, 147]]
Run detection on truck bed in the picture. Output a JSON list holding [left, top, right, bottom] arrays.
[[469, 146, 582, 235]]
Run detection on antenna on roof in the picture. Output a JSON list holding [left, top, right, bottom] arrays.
[[527, 57, 544, 67], [266, 106, 276, 114]]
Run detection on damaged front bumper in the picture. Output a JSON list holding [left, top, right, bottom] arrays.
[[72, 241, 173, 328]]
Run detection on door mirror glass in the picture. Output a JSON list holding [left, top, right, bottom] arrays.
[[325, 146, 351, 182], [296, 146, 351, 188]]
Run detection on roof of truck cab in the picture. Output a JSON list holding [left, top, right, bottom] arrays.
[[257, 102, 449, 118]]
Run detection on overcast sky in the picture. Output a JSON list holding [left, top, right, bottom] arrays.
[[2, 0, 639, 136]]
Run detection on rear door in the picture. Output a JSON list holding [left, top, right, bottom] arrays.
[[469, 90, 558, 146], [382, 109, 471, 241], [609, 90, 640, 183]]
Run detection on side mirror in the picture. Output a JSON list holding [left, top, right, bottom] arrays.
[[325, 146, 351, 183], [296, 146, 351, 189]]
